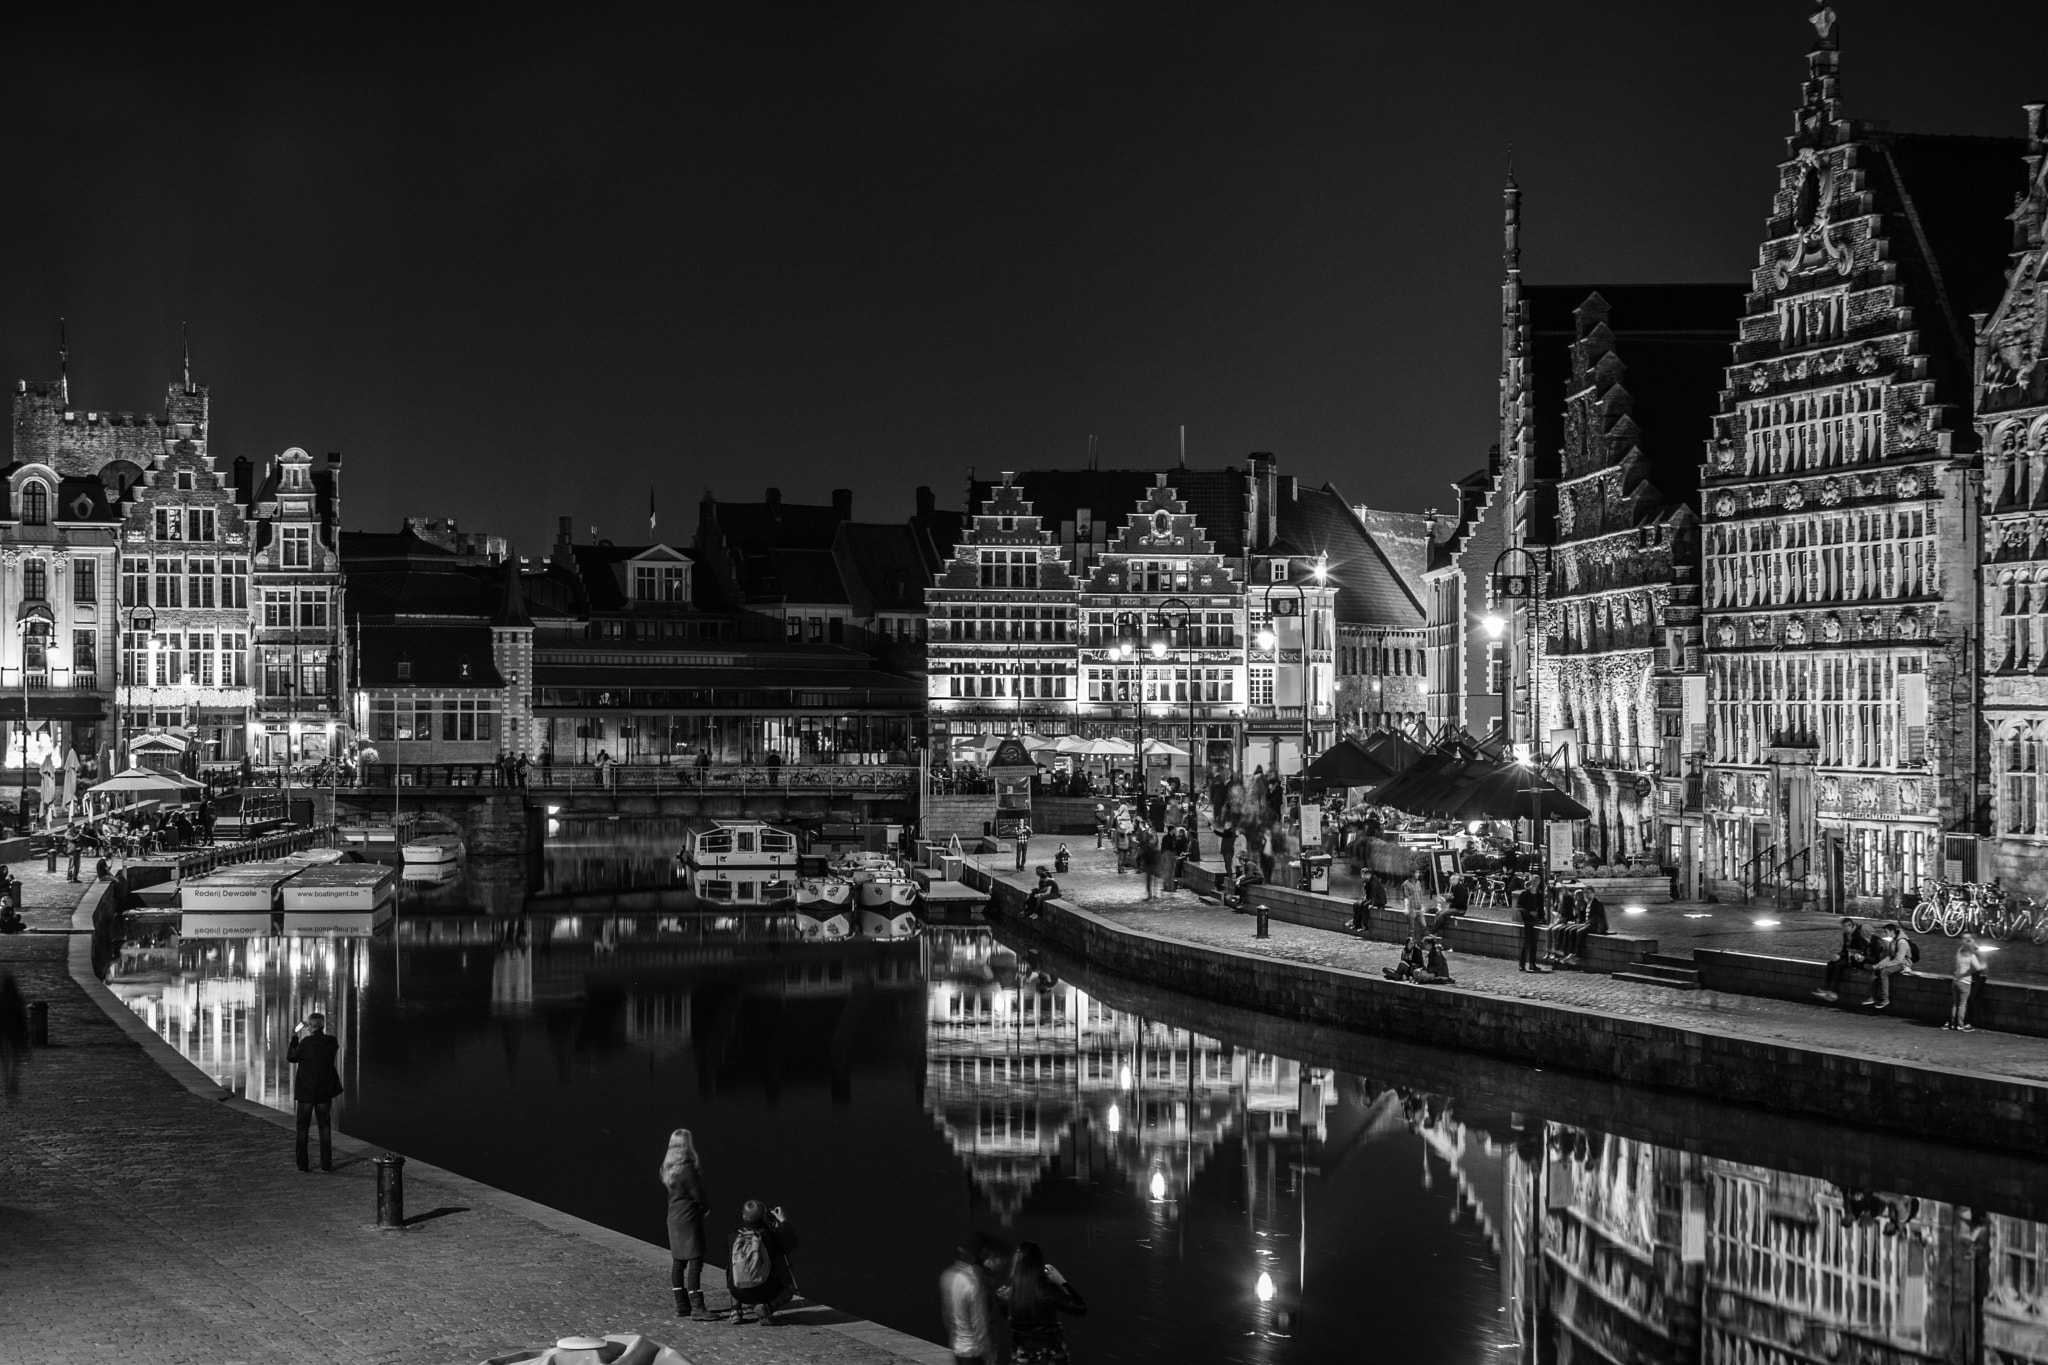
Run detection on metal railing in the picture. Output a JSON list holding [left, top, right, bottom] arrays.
[[357, 761, 919, 796], [1738, 842, 1778, 897], [1578, 742, 1661, 772]]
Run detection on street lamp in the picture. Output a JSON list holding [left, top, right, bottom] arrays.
[[117, 603, 158, 772], [1490, 546, 1549, 887], [1150, 597, 1201, 859], [15, 604, 55, 833], [1111, 611, 1166, 814], [1259, 581, 1311, 782]]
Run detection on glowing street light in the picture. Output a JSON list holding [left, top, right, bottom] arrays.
[[1255, 629, 1277, 651], [1482, 613, 1506, 638]]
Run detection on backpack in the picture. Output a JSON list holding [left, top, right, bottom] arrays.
[[1903, 935, 1921, 965], [730, 1226, 770, 1290]]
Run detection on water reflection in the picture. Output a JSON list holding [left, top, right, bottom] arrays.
[[107, 882, 2048, 1363]]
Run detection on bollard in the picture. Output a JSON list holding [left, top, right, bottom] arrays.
[[28, 1001, 48, 1046], [373, 1153, 406, 1228], [1255, 905, 1270, 939]]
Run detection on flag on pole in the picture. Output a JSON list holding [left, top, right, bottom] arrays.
[[649, 484, 657, 533]]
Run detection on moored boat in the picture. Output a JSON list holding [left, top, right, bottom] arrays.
[[859, 906, 921, 939], [682, 820, 799, 868], [857, 875, 918, 909], [401, 832, 465, 866], [796, 876, 852, 908]]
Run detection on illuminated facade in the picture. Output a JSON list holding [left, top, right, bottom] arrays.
[[248, 447, 345, 766], [1978, 106, 2048, 889], [1700, 14, 2023, 904]]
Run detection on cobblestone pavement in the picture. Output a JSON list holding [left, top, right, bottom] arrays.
[[0, 867, 938, 1365], [997, 846, 2048, 1084]]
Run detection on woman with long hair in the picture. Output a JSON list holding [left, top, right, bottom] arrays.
[[999, 1240, 1086, 1363], [659, 1128, 715, 1320]]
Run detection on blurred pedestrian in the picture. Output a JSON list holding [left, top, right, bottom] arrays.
[[1516, 878, 1548, 973], [287, 1012, 343, 1171], [661, 1128, 715, 1319], [999, 1240, 1087, 1365], [941, 1233, 995, 1364], [0, 972, 27, 1099]]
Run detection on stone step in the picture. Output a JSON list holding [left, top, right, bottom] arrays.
[[1644, 952, 1699, 971], [1613, 966, 1702, 991]]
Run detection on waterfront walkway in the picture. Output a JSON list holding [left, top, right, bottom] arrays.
[[995, 844, 2048, 1084], [0, 864, 945, 1365]]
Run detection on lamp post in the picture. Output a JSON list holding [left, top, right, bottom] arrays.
[[1255, 581, 1310, 782], [1111, 611, 1163, 815], [117, 604, 157, 773], [1490, 546, 1549, 886], [1149, 596, 1201, 859], [15, 604, 55, 833]]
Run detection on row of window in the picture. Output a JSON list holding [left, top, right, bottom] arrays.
[[1707, 513, 1934, 609], [16, 629, 97, 675], [369, 696, 498, 743], [120, 557, 252, 610], [1710, 703, 1921, 769], [977, 550, 1042, 589], [117, 631, 252, 688], [1345, 644, 1422, 677], [260, 589, 332, 629]]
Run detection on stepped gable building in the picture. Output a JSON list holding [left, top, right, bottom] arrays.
[[1422, 451, 1508, 738], [1699, 10, 2024, 906], [3, 379, 130, 777], [96, 375, 260, 770], [1534, 284, 1743, 874], [1979, 104, 2048, 885], [341, 525, 531, 769], [247, 447, 344, 767], [933, 456, 1402, 778]]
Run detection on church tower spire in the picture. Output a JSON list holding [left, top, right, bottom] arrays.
[[1500, 169, 1530, 552]]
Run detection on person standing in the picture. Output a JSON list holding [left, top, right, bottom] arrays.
[[999, 1241, 1086, 1365], [541, 745, 555, 788], [1355, 869, 1386, 933], [287, 1013, 343, 1171], [1947, 934, 1988, 1032], [66, 831, 82, 883], [661, 1128, 716, 1320], [1515, 878, 1548, 973], [940, 1235, 995, 1364], [1014, 822, 1031, 872]]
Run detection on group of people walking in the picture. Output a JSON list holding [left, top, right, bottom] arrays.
[[941, 1233, 1087, 1364]]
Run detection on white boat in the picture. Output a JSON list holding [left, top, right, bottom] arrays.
[[796, 877, 852, 908], [402, 833, 465, 866], [682, 821, 799, 868], [857, 876, 919, 909], [793, 910, 855, 940], [689, 867, 796, 904], [859, 906, 921, 939]]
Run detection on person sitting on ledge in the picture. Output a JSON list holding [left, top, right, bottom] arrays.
[[1024, 866, 1061, 919], [1814, 918, 1875, 1002]]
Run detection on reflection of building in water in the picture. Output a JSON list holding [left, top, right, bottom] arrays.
[[110, 934, 367, 1116], [921, 926, 1332, 1232], [1988, 1215, 2048, 1364], [1506, 1123, 2048, 1365]]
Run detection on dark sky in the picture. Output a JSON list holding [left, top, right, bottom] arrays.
[[3, 2, 2041, 549]]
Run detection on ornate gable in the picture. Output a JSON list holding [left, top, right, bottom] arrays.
[[1980, 106, 2048, 418]]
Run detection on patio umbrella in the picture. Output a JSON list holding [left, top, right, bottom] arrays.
[[1018, 734, 1061, 754], [1303, 737, 1395, 791], [87, 767, 206, 798], [1087, 737, 1136, 758], [39, 755, 57, 808], [1138, 738, 1189, 759], [1359, 728, 1426, 774], [1367, 739, 1478, 814], [61, 748, 78, 810], [1437, 763, 1591, 822], [1052, 735, 1097, 755]]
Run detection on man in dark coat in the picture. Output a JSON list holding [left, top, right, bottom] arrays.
[[1516, 879, 1548, 973], [287, 1013, 344, 1171]]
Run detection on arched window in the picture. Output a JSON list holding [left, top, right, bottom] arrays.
[[22, 480, 48, 526]]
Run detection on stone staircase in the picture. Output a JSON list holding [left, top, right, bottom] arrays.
[[1612, 952, 1702, 991]]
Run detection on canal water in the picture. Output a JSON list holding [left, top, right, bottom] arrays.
[[108, 818, 2048, 1363]]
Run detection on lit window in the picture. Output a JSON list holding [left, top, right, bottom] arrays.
[[21, 481, 48, 526]]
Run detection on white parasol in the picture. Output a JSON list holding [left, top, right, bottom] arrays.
[[61, 748, 78, 810], [1139, 739, 1191, 758]]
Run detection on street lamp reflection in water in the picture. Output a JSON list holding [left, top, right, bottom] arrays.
[[1255, 1272, 1276, 1302], [1149, 1169, 1167, 1201], [1106, 1103, 1121, 1134]]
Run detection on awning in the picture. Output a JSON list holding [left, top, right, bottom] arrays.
[[0, 696, 108, 721], [1303, 737, 1395, 791]]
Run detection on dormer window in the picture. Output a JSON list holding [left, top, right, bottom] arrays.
[[177, 471, 195, 491], [1271, 559, 1289, 582], [21, 481, 48, 527], [458, 655, 472, 680], [396, 659, 412, 681]]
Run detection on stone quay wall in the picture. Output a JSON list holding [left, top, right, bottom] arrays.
[[956, 860, 2048, 1155]]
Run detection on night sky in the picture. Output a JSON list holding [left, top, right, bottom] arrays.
[[3, 2, 2040, 549]]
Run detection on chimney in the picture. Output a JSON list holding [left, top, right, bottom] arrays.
[[915, 485, 935, 520], [232, 456, 254, 508], [766, 487, 782, 516], [1248, 452, 1278, 551], [326, 450, 342, 467], [557, 515, 573, 546], [832, 488, 852, 519]]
